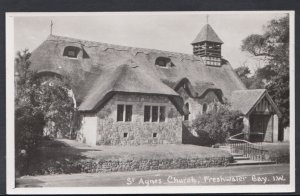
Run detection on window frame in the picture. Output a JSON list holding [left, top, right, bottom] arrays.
[[116, 103, 133, 122], [155, 57, 175, 68], [143, 103, 167, 123], [63, 46, 81, 59]]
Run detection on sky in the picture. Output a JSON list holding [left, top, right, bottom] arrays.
[[13, 12, 288, 71]]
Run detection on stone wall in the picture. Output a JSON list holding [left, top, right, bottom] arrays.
[[177, 87, 220, 120], [95, 93, 183, 145], [79, 157, 233, 173]]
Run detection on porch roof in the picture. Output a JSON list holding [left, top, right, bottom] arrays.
[[230, 89, 282, 117]]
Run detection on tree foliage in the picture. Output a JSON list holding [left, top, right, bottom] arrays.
[[192, 102, 244, 145], [240, 15, 289, 127], [234, 66, 257, 89], [15, 49, 76, 175], [15, 50, 45, 175], [36, 76, 75, 138]]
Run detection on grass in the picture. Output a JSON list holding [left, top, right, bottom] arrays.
[[21, 138, 232, 176], [42, 138, 232, 161], [262, 142, 290, 163], [262, 142, 289, 152]]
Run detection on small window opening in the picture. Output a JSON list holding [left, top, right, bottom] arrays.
[[159, 106, 166, 122], [184, 103, 189, 120], [202, 103, 208, 114], [117, 105, 124, 122], [63, 46, 81, 58], [155, 57, 175, 68], [153, 133, 157, 138], [152, 106, 158, 122], [144, 105, 151, 122], [123, 133, 128, 138], [125, 105, 132, 122]]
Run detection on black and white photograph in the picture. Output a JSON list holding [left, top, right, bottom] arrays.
[[6, 11, 295, 194]]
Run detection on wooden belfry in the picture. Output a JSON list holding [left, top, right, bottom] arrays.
[[191, 16, 223, 66]]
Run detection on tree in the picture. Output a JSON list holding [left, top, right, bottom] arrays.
[[241, 15, 289, 127], [192, 102, 244, 145], [15, 49, 46, 175], [234, 65, 275, 89], [15, 49, 77, 174], [36, 76, 75, 138], [234, 66, 255, 89]]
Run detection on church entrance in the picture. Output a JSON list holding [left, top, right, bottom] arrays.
[[249, 114, 272, 142]]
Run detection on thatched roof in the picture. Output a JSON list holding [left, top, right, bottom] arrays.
[[78, 61, 179, 111], [231, 89, 281, 117], [29, 35, 246, 111], [173, 78, 223, 102], [191, 24, 224, 44]]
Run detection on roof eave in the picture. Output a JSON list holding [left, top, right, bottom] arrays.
[[78, 90, 181, 112], [191, 40, 224, 45], [245, 90, 282, 118]]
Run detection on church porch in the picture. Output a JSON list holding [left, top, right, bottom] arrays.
[[231, 89, 282, 143]]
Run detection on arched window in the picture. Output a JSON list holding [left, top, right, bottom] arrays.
[[155, 57, 175, 68], [202, 103, 208, 114], [184, 102, 189, 120], [63, 46, 81, 58]]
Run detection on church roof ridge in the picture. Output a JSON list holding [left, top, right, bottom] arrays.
[[47, 34, 203, 61]]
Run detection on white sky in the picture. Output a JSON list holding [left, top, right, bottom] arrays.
[[13, 12, 288, 71]]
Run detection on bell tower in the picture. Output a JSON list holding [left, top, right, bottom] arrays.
[[191, 24, 223, 66]]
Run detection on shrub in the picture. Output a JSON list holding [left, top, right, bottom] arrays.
[[192, 102, 244, 145]]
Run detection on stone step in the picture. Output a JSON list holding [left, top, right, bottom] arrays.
[[229, 160, 276, 166], [233, 156, 250, 161], [231, 153, 244, 157]]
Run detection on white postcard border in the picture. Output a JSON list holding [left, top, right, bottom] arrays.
[[6, 11, 295, 194]]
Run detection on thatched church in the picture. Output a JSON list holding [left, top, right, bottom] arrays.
[[28, 23, 282, 146]]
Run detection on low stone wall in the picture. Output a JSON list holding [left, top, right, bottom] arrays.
[[55, 156, 233, 174], [26, 156, 233, 175], [82, 157, 232, 173]]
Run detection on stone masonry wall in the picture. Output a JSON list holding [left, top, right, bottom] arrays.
[[78, 157, 232, 173], [96, 93, 182, 145], [177, 87, 220, 120]]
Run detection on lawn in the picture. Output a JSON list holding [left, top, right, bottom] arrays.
[[22, 138, 233, 175], [262, 142, 290, 163], [56, 139, 232, 160], [262, 142, 289, 152]]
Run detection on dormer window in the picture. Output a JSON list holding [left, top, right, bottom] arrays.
[[63, 46, 81, 58], [155, 57, 175, 68]]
